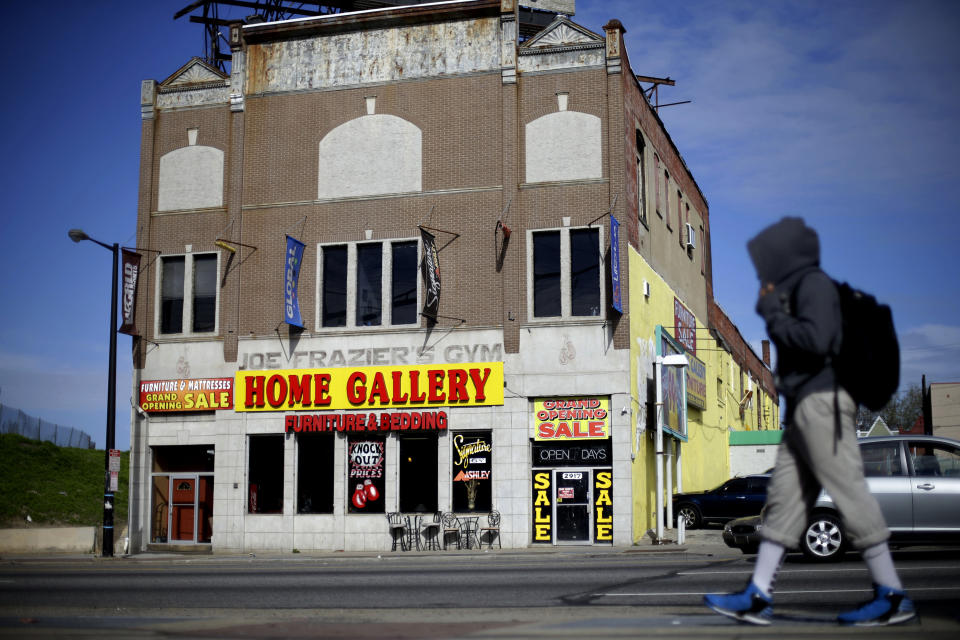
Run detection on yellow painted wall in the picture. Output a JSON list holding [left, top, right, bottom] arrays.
[[627, 247, 779, 542]]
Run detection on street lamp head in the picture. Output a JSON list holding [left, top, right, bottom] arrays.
[[660, 354, 689, 368], [68, 229, 89, 243]]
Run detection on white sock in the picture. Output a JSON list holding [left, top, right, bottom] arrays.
[[862, 542, 902, 590], [752, 540, 786, 598]]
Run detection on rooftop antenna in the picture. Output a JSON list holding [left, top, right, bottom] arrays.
[[175, 2, 573, 71], [174, 1, 334, 73]]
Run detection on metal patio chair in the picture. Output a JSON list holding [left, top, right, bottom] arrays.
[[386, 512, 408, 551], [441, 512, 461, 550], [480, 510, 501, 549]]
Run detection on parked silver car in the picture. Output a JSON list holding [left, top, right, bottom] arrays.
[[722, 435, 960, 561]]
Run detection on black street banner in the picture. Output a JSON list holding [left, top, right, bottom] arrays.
[[420, 228, 441, 319], [118, 249, 141, 336]]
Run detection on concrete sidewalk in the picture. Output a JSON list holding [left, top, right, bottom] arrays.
[[0, 526, 735, 563]]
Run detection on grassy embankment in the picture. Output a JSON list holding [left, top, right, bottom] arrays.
[[0, 434, 128, 529]]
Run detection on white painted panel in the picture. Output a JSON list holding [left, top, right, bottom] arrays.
[[525, 111, 601, 183], [318, 115, 421, 199], [157, 146, 224, 211]]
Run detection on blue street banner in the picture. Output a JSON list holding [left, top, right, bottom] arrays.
[[284, 235, 305, 328], [610, 215, 622, 313]]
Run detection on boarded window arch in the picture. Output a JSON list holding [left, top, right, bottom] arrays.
[[157, 145, 224, 211], [525, 111, 602, 183], [318, 115, 422, 199]]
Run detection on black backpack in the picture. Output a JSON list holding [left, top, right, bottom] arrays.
[[831, 281, 900, 411]]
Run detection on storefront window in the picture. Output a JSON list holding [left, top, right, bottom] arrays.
[[451, 431, 492, 513], [248, 435, 283, 514], [347, 436, 385, 513], [150, 445, 215, 544], [297, 434, 334, 514], [399, 435, 437, 513]]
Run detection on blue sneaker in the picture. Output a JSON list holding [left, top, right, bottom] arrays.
[[837, 584, 916, 626], [703, 581, 773, 625]]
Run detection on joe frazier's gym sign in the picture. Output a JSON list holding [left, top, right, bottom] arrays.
[[235, 363, 503, 412]]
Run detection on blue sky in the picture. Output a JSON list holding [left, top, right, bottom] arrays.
[[0, 0, 957, 451]]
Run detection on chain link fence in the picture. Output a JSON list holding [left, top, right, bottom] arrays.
[[0, 404, 94, 449]]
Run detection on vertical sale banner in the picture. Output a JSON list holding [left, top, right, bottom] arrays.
[[610, 215, 622, 313], [118, 249, 141, 335], [284, 235, 305, 328]]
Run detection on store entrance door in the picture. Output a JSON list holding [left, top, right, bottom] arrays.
[[554, 469, 592, 544], [169, 476, 197, 542]]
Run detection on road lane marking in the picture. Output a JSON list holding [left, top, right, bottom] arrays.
[[677, 565, 956, 575], [595, 586, 960, 597]]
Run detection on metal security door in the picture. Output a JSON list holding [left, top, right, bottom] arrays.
[[554, 469, 592, 544], [169, 476, 197, 543]]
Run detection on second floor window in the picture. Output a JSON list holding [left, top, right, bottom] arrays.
[[159, 253, 218, 335], [319, 240, 419, 329], [530, 227, 602, 319]]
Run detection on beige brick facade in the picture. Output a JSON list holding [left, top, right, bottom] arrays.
[[128, 1, 718, 554]]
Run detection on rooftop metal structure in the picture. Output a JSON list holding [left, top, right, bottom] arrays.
[[175, 1, 573, 72]]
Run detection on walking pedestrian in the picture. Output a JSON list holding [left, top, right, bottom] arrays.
[[703, 217, 915, 626]]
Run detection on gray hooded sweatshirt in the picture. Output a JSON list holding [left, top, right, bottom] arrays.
[[747, 217, 842, 412]]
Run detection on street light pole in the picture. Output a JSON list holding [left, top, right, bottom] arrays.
[[69, 229, 118, 557]]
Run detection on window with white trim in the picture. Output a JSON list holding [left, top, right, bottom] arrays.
[[529, 226, 604, 319], [158, 252, 219, 335], [318, 239, 419, 329]]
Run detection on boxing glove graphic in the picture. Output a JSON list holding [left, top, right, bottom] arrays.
[[363, 479, 380, 502], [352, 484, 367, 509]]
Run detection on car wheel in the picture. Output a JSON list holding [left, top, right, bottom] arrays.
[[676, 504, 702, 529], [802, 514, 845, 562]]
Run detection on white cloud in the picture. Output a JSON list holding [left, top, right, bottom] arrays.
[[898, 324, 960, 387]]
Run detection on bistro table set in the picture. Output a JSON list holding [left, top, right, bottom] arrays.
[[387, 511, 500, 551]]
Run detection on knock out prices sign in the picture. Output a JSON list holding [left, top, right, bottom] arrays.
[[348, 438, 385, 513]]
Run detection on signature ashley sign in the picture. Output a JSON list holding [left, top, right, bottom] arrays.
[[235, 362, 503, 412]]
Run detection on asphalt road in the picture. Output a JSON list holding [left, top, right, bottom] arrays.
[[1, 538, 959, 639]]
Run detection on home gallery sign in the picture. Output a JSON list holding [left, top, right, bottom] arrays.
[[236, 363, 503, 412]]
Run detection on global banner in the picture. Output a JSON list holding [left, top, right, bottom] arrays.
[[118, 249, 141, 336], [284, 235, 305, 328], [610, 215, 622, 313], [139, 378, 234, 412]]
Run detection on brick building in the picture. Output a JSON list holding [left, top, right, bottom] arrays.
[[127, 0, 776, 553]]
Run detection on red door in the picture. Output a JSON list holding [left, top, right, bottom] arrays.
[[170, 477, 196, 541]]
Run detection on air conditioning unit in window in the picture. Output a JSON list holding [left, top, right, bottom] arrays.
[[685, 223, 697, 250]]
